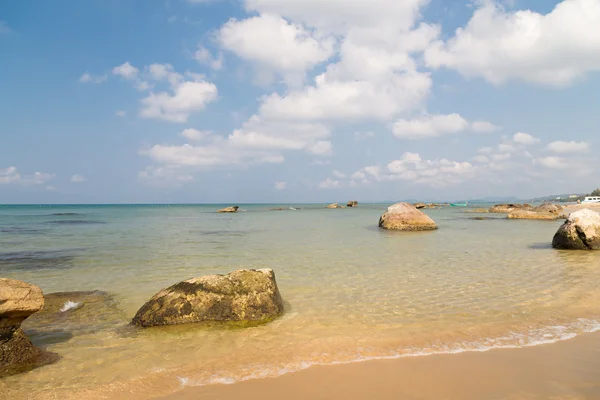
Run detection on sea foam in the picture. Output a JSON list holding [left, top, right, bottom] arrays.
[[60, 301, 81, 312]]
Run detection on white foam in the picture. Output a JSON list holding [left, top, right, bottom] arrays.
[[179, 318, 600, 388], [60, 301, 81, 312], [177, 376, 189, 387]]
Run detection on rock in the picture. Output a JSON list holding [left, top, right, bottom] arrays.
[[532, 202, 563, 214], [217, 206, 239, 213], [552, 209, 600, 250], [378, 202, 438, 231], [489, 203, 532, 213], [132, 269, 284, 328], [347, 201, 358, 208], [470, 216, 494, 220], [507, 210, 558, 220], [413, 202, 426, 209], [0, 278, 58, 377], [468, 208, 490, 213], [326, 203, 341, 209]]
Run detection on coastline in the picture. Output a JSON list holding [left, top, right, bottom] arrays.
[[163, 331, 600, 400]]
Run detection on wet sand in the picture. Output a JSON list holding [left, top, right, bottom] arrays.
[[163, 332, 600, 400]]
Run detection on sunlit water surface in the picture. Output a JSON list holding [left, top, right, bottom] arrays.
[[1, 204, 599, 399]]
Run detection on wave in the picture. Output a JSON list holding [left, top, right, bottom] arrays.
[[47, 220, 105, 225], [178, 318, 600, 388]]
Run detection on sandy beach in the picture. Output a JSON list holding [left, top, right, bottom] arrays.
[[562, 203, 600, 215], [164, 331, 600, 400]]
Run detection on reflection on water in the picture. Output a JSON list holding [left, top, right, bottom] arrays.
[[0, 204, 599, 399]]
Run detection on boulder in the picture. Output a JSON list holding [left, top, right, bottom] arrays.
[[489, 203, 532, 213], [378, 202, 438, 231], [533, 202, 563, 214], [132, 269, 284, 328], [413, 202, 426, 209], [0, 278, 57, 377], [217, 206, 239, 213], [552, 209, 600, 250], [326, 203, 341, 209], [507, 210, 558, 220], [347, 200, 358, 208]]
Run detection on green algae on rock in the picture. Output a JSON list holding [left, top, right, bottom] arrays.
[[131, 269, 284, 328]]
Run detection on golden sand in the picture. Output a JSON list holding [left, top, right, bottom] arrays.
[[162, 332, 600, 400]]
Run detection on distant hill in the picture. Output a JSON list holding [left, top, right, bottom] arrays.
[[530, 193, 584, 203]]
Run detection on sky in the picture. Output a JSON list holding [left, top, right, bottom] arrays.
[[1, 0, 599, 204]]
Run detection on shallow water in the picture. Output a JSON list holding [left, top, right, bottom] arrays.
[[1, 204, 599, 399]]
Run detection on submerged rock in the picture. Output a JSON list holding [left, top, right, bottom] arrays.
[[0, 278, 58, 377], [489, 203, 532, 213], [552, 209, 600, 250], [378, 202, 438, 231], [347, 200, 358, 208], [217, 206, 239, 213], [131, 269, 284, 328]]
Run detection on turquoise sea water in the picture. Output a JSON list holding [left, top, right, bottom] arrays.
[[1, 204, 600, 399]]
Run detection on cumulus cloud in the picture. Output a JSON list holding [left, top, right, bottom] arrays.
[[71, 174, 87, 183], [547, 140, 590, 153], [318, 178, 342, 189], [219, 14, 334, 86], [0, 167, 55, 186], [536, 156, 569, 169], [112, 62, 219, 123], [392, 114, 499, 139], [513, 132, 540, 145], [425, 0, 600, 86], [195, 46, 224, 71], [181, 128, 212, 141], [79, 72, 107, 84]]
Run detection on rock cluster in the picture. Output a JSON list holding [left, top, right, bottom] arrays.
[[132, 269, 284, 327], [552, 209, 600, 250], [507, 203, 564, 220], [489, 203, 532, 213], [379, 202, 438, 231]]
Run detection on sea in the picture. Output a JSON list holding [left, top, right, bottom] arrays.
[[1, 203, 600, 399]]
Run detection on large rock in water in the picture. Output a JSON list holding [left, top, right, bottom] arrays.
[[347, 200, 358, 208], [132, 269, 284, 327], [217, 206, 239, 213], [0, 278, 57, 377], [326, 203, 342, 209], [507, 203, 563, 220], [552, 209, 600, 250], [378, 202, 438, 231]]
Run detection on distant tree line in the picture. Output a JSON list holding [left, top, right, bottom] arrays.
[[591, 188, 600, 197]]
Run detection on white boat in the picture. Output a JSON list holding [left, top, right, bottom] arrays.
[[582, 196, 600, 203]]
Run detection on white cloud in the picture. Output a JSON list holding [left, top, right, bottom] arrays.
[[79, 72, 107, 84], [219, 14, 334, 86], [392, 114, 469, 139], [536, 156, 569, 169], [473, 155, 490, 164], [0, 167, 20, 184], [332, 170, 346, 179], [425, 0, 600, 86], [71, 174, 87, 183], [274, 181, 286, 190], [307, 141, 332, 156], [139, 80, 218, 123], [113, 62, 140, 80], [351, 152, 476, 187], [181, 128, 212, 141], [195, 46, 224, 71], [318, 178, 342, 189], [471, 121, 501, 133], [392, 114, 499, 140], [547, 140, 590, 153], [1, 167, 56, 186], [116, 111, 126, 117], [513, 132, 540, 145]]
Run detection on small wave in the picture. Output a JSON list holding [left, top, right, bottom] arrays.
[[47, 220, 105, 225], [60, 301, 81, 312], [51, 213, 83, 216], [179, 318, 600, 388]]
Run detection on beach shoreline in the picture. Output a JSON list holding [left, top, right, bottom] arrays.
[[163, 331, 600, 400]]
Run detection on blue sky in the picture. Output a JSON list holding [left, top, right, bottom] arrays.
[[1, 0, 598, 203]]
